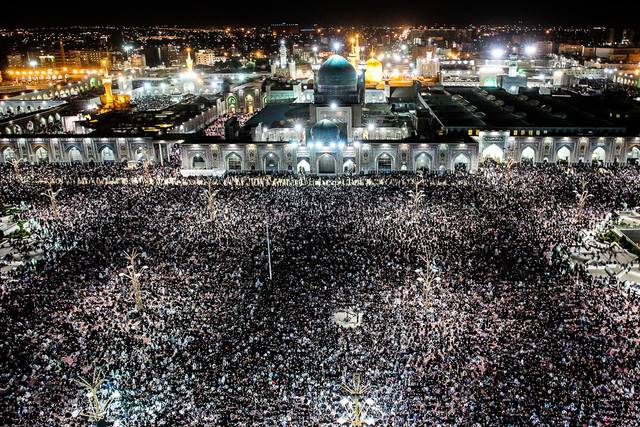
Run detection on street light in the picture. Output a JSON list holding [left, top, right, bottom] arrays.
[[524, 45, 537, 56], [491, 47, 505, 59]]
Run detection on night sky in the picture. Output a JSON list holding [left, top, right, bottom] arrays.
[[1, 0, 639, 27]]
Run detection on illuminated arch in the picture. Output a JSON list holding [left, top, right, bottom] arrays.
[[296, 159, 310, 174], [68, 147, 83, 163], [263, 152, 279, 172], [414, 152, 432, 171], [591, 147, 606, 162], [557, 146, 571, 162], [317, 153, 336, 174], [35, 146, 49, 163], [101, 147, 115, 163], [482, 144, 504, 161], [376, 153, 393, 172], [521, 146, 535, 162], [2, 147, 16, 162], [192, 154, 207, 169], [343, 159, 356, 173], [226, 152, 242, 171]]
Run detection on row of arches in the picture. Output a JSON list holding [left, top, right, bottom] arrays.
[[1, 146, 117, 164], [481, 144, 637, 163], [217, 152, 461, 174]]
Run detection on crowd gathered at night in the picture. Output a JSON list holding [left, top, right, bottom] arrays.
[[1, 162, 640, 426], [202, 111, 257, 137]]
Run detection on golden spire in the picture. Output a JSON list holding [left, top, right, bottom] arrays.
[[186, 47, 193, 73]]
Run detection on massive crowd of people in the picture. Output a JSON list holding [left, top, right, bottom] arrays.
[[202, 111, 257, 137], [1, 162, 640, 426], [132, 95, 188, 112]]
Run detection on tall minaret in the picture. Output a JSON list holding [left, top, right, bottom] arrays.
[[348, 35, 360, 68], [186, 48, 194, 73], [279, 40, 287, 69]]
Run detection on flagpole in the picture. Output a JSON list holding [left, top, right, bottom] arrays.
[[266, 222, 273, 280]]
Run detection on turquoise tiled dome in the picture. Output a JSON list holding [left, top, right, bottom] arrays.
[[317, 55, 357, 93], [311, 119, 340, 142]]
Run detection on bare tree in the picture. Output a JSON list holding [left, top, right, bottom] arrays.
[[120, 248, 148, 311], [74, 370, 114, 424], [10, 158, 21, 178], [506, 158, 514, 185], [140, 148, 151, 185], [575, 180, 593, 222], [408, 177, 424, 221], [341, 373, 372, 427], [41, 182, 62, 218], [205, 182, 218, 224]]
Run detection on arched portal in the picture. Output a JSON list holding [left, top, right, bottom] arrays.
[[226, 153, 242, 171], [192, 155, 206, 169], [482, 144, 504, 162], [35, 147, 49, 163], [343, 159, 356, 174], [69, 147, 83, 163], [296, 159, 310, 174], [376, 153, 393, 172], [521, 146, 535, 162], [453, 153, 470, 172], [3, 147, 16, 162], [264, 152, 279, 172], [557, 146, 571, 163], [101, 147, 115, 163], [317, 154, 336, 174], [628, 147, 640, 159], [591, 147, 606, 163], [414, 152, 432, 171], [245, 95, 254, 114], [135, 147, 147, 162], [227, 96, 237, 114]]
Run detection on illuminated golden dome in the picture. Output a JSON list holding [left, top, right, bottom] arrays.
[[365, 52, 383, 85], [366, 56, 382, 68]]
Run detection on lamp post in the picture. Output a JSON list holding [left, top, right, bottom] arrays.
[[338, 374, 382, 426], [417, 254, 433, 317], [205, 182, 218, 225]]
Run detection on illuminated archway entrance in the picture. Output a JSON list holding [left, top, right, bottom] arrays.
[[226, 153, 242, 171], [264, 152, 279, 172], [35, 147, 49, 163], [521, 146, 535, 163], [415, 152, 432, 171], [317, 154, 336, 174], [453, 153, 470, 172], [591, 147, 606, 163], [557, 146, 571, 163], [482, 144, 504, 162], [376, 153, 393, 172], [296, 159, 310, 174], [101, 147, 115, 163]]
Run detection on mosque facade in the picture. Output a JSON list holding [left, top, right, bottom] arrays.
[[1, 45, 640, 173]]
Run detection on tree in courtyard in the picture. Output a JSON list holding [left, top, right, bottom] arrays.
[[416, 254, 434, 317], [120, 248, 148, 311], [41, 181, 62, 218], [575, 180, 593, 223], [74, 369, 115, 426], [408, 177, 424, 221]]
